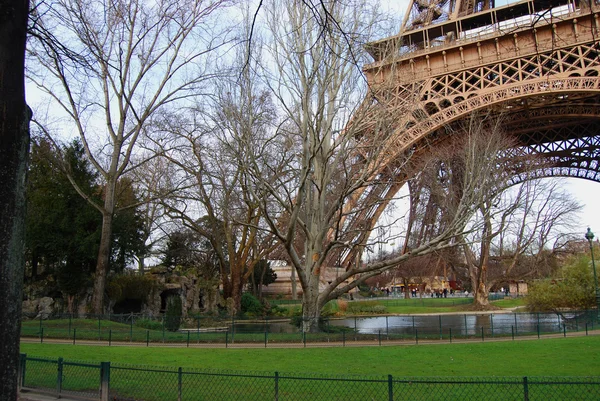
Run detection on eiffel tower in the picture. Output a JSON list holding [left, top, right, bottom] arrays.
[[366, 0, 600, 180], [335, 0, 600, 265]]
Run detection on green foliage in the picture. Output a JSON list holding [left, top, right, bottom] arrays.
[[251, 260, 277, 298], [526, 255, 596, 312], [26, 138, 101, 294], [107, 275, 158, 303], [241, 293, 263, 316], [110, 178, 148, 273], [25, 138, 148, 296], [165, 296, 182, 332], [135, 318, 163, 331]]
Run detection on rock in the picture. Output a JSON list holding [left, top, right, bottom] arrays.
[[37, 297, 55, 318]]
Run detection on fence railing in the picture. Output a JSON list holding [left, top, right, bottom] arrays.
[[21, 310, 599, 347], [19, 354, 600, 401]]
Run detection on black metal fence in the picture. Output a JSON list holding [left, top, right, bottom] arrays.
[[20, 310, 599, 347], [19, 354, 600, 401]]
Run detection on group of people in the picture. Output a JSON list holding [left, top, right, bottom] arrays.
[[430, 288, 450, 298]]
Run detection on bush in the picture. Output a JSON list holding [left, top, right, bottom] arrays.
[[165, 296, 182, 332], [241, 293, 263, 316], [135, 318, 163, 331], [526, 255, 595, 312]]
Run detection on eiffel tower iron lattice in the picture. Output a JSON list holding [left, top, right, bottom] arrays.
[[336, 0, 600, 266]]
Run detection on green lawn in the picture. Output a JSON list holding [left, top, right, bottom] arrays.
[[491, 297, 526, 309], [21, 335, 600, 377]]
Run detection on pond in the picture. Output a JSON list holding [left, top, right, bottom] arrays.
[[230, 311, 596, 336]]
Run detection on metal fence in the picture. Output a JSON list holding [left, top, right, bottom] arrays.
[[19, 354, 600, 401], [20, 310, 599, 347]]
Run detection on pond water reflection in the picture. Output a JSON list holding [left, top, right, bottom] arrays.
[[232, 311, 595, 336]]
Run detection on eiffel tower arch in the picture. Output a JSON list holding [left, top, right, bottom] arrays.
[[366, 0, 600, 180], [338, 0, 600, 264]]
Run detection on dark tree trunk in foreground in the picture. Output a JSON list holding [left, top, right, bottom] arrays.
[[0, 0, 30, 399]]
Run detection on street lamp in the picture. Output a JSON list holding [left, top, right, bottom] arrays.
[[585, 228, 600, 314]]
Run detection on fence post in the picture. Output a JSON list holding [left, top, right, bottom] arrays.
[[130, 313, 133, 342], [40, 327, 44, 344], [178, 367, 182, 401], [109, 329, 112, 346], [563, 324, 567, 337], [449, 328, 452, 343], [57, 357, 63, 396], [187, 331, 190, 348], [265, 328, 268, 348], [386, 316, 389, 339], [274, 371, 279, 401], [19, 353, 26, 390], [491, 314, 494, 337], [388, 374, 393, 401], [73, 328, 76, 345], [343, 330, 346, 347], [378, 330, 381, 346], [147, 330, 150, 347], [512, 326, 515, 341], [586, 322, 589, 336], [100, 362, 110, 401], [415, 329, 418, 345], [523, 376, 529, 401], [481, 326, 484, 342], [226, 331, 229, 348], [439, 315, 442, 340]]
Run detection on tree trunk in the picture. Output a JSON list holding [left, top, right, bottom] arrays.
[[291, 267, 297, 300], [0, 1, 30, 398], [471, 264, 490, 309], [91, 207, 115, 315], [301, 276, 321, 333], [231, 271, 243, 314]]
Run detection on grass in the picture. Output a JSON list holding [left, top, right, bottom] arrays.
[[491, 297, 527, 309], [20, 336, 600, 377]]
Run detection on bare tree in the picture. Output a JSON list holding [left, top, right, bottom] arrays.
[[405, 115, 582, 308], [27, 0, 235, 313], [129, 153, 178, 274], [0, 0, 30, 398], [156, 39, 279, 312], [460, 180, 582, 307], [240, 0, 488, 332]]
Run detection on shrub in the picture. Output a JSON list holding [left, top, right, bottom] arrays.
[[526, 255, 595, 312], [165, 296, 182, 332], [135, 318, 162, 331], [241, 293, 263, 316]]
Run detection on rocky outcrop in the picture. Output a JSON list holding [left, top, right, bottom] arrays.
[[22, 297, 55, 319]]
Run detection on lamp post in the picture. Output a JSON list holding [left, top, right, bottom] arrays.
[[585, 228, 600, 315]]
